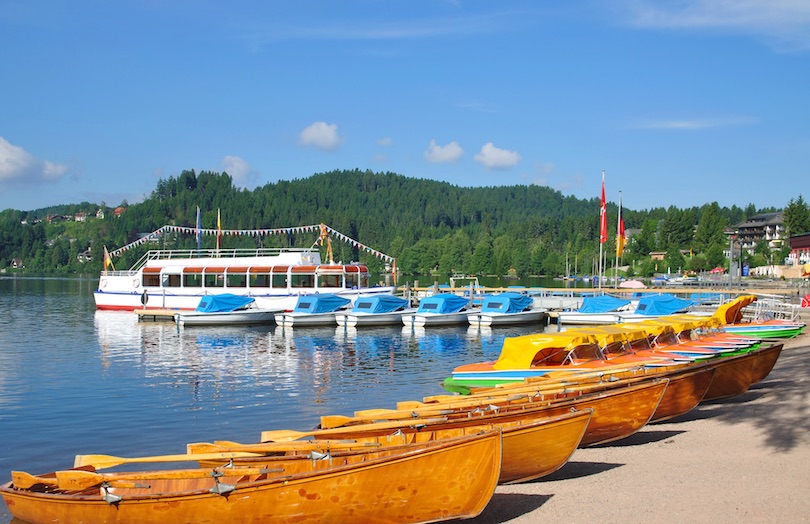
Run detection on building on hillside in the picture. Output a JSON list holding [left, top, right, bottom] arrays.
[[11, 258, 24, 269], [114, 206, 126, 218], [96, 208, 105, 219], [77, 249, 93, 263], [74, 212, 87, 222], [788, 233, 810, 266], [732, 212, 785, 254]]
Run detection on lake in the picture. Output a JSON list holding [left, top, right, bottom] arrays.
[[0, 276, 557, 522]]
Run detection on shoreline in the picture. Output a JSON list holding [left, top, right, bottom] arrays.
[[472, 332, 810, 523]]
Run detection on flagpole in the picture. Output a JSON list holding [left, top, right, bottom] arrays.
[[216, 208, 221, 257], [598, 170, 607, 292], [615, 191, 622, 289]]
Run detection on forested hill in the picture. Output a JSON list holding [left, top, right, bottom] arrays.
[[1, 169, 803, 277]]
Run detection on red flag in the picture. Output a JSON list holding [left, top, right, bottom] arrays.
[[599, 172, 608, 244]]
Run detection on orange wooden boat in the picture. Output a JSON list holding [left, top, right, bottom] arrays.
[[1, 430, 501, 524], [701, 350, 758, 400], [207, 408, 591, 485], [562, 325, 717, 422], [750, 343, 784, 385], [647, 365, 717, 422], [288, 377, 668, 449]]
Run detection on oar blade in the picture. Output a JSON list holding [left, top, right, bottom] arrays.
[[12, 471, 55, 489]]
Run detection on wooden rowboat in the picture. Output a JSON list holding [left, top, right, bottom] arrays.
[[701, 349, 759, 401], [277, 378, 669, 449], [750, 343, 784, 385], [204, 409, 592, 485], [1, 430, 501, 524]]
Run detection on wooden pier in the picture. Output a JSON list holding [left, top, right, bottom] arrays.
[[135, 309, 179, 322]]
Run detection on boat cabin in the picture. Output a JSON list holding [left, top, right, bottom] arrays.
[[140, 264, 369, 292]]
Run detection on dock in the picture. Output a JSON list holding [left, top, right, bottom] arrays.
[[135, 309, 179, 322]]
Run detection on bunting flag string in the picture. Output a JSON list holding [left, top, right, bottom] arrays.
[[107, 223, 396, 263]]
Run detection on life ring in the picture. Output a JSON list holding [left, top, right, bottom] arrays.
[[133, 278, 140, 288], [100, 278, 107, 288]]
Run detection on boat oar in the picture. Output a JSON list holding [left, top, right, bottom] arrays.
[[319, 408, 457, 429], [56, 465, 281, 491], [186, 439, 382, 454], [12, 471, 150, 491], [74, 451, 263, 470], [260, 417, 449, 443]]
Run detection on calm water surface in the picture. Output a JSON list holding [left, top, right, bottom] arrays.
[[0, 276, 556, 521]]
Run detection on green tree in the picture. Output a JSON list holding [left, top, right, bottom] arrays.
[[784, 195, 810, 236], [693, 203, 728, 254]]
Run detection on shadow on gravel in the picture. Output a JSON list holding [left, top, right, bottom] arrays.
[[538, 460, 623, 482], [592, 429, 686, 447], [660, 344, 810, 453], [468, 492, 553, 523]]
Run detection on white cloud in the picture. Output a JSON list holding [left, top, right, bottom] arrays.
[[377, 137, 393, 147], [619, 0, 810, 51], [0, 137, 68, 184], [424, 139, 463, 163], [299, 121, 342, 150], [474, 142, 521, 169], [221, 155, 258, 188]]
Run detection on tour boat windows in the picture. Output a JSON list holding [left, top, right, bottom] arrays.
[[204, 272, 225, 288], [344, 265, 369, 289], [248, 267, 272, 288], [183, 267, 203, 288], [290, 266, 315, 288], [142, 267, 161, 287], [291, 273, 315, 288], [318, 274, 343, 288], [249, 273, 270, 287], [161, 273, 181, 288], [183, 274, 202, 287], [200, 267, 226, 288], [226, 267, 248, 288], [272, 273, 288, 288]]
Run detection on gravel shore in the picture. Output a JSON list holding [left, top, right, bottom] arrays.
[[472, 332, 810, 524]]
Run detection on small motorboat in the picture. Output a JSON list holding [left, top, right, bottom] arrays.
[[402, 294, 474, 328], [468, 292, 546, 327], [335, 295, 416, 327], [276, 294, 351, 327], [176, 294, 282, 326]]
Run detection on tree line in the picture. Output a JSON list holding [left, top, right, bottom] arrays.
[[2, 169, 809, 277]]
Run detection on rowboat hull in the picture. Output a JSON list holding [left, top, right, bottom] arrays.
[[649, 365, 717, 422], [564, 378, 667, 446], [274, 409, 591, 484], [381, 378, 668, 448], [702, 350, 758, 401], [1, 431, 501, 524], [750, 343, 783, 385], [450, 378, 668, 447]]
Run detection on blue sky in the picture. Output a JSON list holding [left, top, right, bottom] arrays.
[[1, 1, 808, 213]]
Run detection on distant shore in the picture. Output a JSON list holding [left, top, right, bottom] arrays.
[[472, 329, 810, 524]]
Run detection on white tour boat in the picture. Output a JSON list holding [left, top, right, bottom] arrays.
[[94, 223, 396, 311]]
